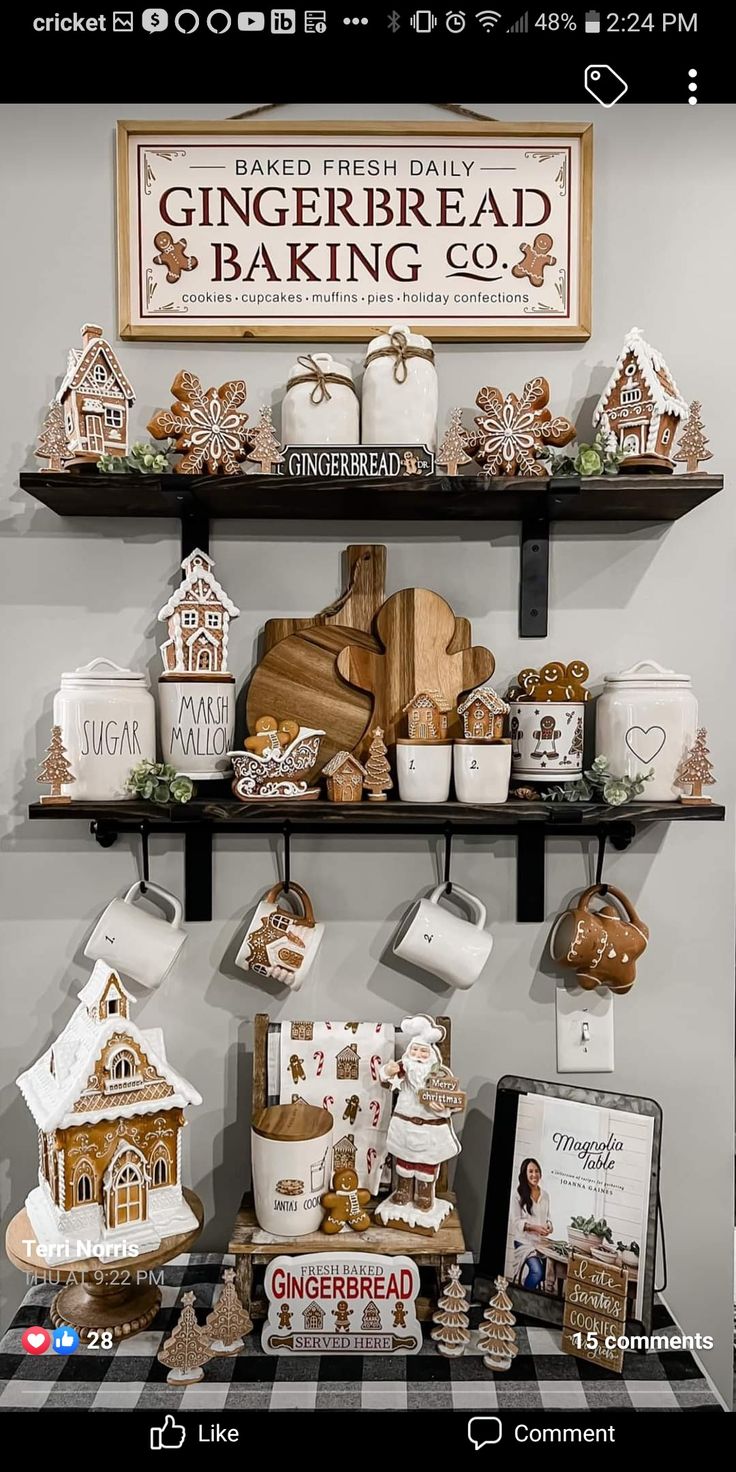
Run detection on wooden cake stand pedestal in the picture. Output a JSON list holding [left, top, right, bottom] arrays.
[[5, 1187, 203, 1343]]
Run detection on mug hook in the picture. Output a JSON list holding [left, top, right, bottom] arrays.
[[139, 822, 150, 895], [595, 831, 608, 895], [282, 821, 291, 894], [443, 824, 453, 895]]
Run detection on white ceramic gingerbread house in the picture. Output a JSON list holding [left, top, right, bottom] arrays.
[[158, 548, 239, 675], [16, 961, 201, 1262], [56, 324, 135, 461], [593, 327, 688, 466]]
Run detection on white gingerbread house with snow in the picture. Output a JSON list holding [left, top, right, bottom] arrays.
[[56, 324, 135, 461], [16, 962, 201, 1262], [593, 327, 688, 467], [158, 549, 239, 676]]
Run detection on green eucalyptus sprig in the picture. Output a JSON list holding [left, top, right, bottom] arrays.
[[539, 430, 624, 479], [542, 754, 654, 806], [98, 441, 171, 475], [127, 760, 194, 805]]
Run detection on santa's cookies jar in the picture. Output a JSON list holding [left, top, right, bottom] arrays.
[[508, 661, 590, 783], [282, 353, 359, 445], [53, 658, 156, 800], [361, 324, 438, 450], [596, 660, 698, 800], [251, 1102, 333, 1237]]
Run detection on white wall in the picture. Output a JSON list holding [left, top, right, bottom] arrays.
[[1, 102, 733, 1403]]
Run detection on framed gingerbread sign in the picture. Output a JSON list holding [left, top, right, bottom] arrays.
[[116, 119, 593, 342]]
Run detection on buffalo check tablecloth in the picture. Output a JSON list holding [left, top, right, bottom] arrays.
[[0, 1253, 721, 1412]]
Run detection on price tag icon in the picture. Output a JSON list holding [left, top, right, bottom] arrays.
[[584, 64, 628, 107]]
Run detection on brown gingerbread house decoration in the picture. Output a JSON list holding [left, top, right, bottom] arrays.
[[322, 750, 367, 803], [593, 327, 688, 469], [290, 1022, 314, 1041], [335, 1043, 360, 1081], [16, 962, 201, 1263], [158, 549, 240, 676], [403, 692, 450, 742], [332, 1133, 358, 1173], [56, 324, 135, 462], [303, 1303, 325, 1330], [457, 683, 510, 741]]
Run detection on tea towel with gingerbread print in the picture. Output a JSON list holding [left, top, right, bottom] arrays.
[[277, 1022, 395, 1194]]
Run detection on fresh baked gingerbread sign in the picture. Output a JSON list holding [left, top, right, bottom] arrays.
[[262, 1252, 422, 1355]]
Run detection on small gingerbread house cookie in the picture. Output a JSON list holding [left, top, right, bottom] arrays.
[[593, 327, 688, 467], [56, 324, 135, 462], [457, 683, 510, 741], [403, 692, 450, 742], [323, 750, 367, 803]]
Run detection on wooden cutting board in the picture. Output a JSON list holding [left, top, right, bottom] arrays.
[[246, 624, 378, 775], [337, 588, 495, 753], [263, 545, 387, 653]]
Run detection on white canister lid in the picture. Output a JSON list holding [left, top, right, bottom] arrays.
[[603, 659, 691, 688], [286, 351, 354, 383], [365, 321, 433, 355], [60, 657, 150, 689]]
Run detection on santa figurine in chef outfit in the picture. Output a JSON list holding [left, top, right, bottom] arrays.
[[375, 1016, 463, 1232]]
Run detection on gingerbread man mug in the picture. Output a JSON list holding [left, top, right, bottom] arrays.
[[551, 884, 649, 994]]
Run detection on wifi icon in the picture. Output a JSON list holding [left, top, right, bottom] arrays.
[[477, 8, 502, 27]]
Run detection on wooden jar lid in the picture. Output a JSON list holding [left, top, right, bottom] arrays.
[[251, 1101, 333, 1141]]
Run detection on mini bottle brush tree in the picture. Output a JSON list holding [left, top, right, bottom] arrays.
[[431, 1264, 470, 1358], [478, 1275, 518, 1373]]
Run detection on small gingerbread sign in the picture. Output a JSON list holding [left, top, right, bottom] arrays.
[[418, 1068, 466, 1115], [262, 1252, 422, 1355]]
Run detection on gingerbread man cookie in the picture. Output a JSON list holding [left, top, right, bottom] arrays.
[[153, 231, 198, 284], [512, 232, 556, 288], [320, 1168, 371, 1234], [244, 715, 301, 756]]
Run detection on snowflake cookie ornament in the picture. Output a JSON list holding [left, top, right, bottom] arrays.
[[148, 369, 250, 475], [472, 376, 576, 478]]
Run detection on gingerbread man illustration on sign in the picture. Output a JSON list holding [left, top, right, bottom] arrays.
[[512, 232, 557, 288], [393, 1302, 407, 1328], [153, 231, 199, 284], [333, 1301, 352, 1330], [278, 1304, 293, 1330]]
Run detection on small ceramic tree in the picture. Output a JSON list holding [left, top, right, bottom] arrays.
[[364, 727, 393, 801], [248, 405, 284, 473], [674, 401, 713, 474], [431, 1264, 470, 1358], [36, 401, 71, 472], [37, 725, 75, 804], [205, 1267, 252, 1355], [158, 1291, 213, 1385], [675, 727, 715, 804], [478, 1275, 518, 1372], [437, 408, 472, 476]]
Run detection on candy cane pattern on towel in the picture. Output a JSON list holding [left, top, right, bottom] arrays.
[[370, 1053, 382, 1081], [370, 1099, 381, 1127], [313, 1050, 324, 1077], [322, 1095, 334, 1112]]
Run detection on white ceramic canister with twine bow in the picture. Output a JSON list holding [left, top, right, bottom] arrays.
[[361, 323, 439, 450], [282, 353, 360, 444]]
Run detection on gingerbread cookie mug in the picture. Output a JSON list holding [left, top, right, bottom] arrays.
[[235, 882, 324, 990], [551, 884, 649, 995]]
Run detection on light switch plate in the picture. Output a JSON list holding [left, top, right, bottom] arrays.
[[556, 981, 614, 1073]]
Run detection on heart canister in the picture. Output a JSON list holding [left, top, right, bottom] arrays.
[[595, 660, 698, 801], [361, 324, 438, 450], [251, 1102, 334, 1237], [282, 352, 359, 444], [53, 657, 156, 800], [508, 661, 590, 783]]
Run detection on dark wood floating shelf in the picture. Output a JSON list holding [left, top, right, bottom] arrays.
[[28, 798, 725, 926], [21, 469, 723, 639]]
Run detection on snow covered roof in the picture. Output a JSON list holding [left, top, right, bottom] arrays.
[[402, 691, 452, 713], [77, 960, 133, 1013], [322, 750, 367, 777], [593, 327, 688, 425], [56, 327, 135, 404], [17, 969, 201, 1132], [457, 683, 510, 716], [158, 548, 240, 620]]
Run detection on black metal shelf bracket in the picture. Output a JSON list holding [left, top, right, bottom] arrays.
[[91, 820, 118, 850], [519, 478, 581, 638]]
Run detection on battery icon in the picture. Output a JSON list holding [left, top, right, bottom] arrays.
[[585, 10, 601, 30]]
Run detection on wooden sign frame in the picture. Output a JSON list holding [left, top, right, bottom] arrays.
[[116, 119, 593, 342], [478, 1076, 662, 1334]]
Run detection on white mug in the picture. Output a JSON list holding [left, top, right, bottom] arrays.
[[396, 740, 452, 802], [236, 882, 324, 990], [84, 881, 186, 988], [393, 884, 493, 990], [453, 741, 512, 804]]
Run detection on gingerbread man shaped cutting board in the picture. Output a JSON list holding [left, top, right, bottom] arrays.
[[337, 588, 495, 753]]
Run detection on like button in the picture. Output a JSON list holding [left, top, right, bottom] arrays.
[[52, 1326, 79, 1355]]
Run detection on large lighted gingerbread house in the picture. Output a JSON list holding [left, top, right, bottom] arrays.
[[56, 324, 135, 461], [16, 962, 201, 1262], [593, 327, 688, 467], [158, 548, 240, 675]]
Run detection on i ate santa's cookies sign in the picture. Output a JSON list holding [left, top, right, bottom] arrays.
[[262, 1252, 422, 1355]]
